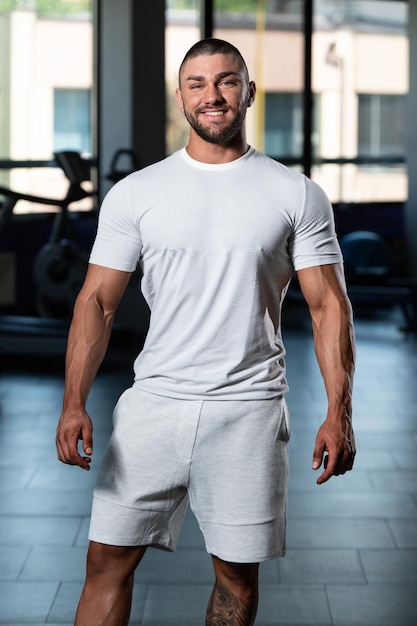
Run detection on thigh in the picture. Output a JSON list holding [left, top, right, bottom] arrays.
[[189, 397, 290, 563], [89, 389, 200, 550]]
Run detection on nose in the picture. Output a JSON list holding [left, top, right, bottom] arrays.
[[204, 82, 224, 104]]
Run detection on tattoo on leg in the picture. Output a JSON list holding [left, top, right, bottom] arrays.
[[206, 579, 258, 626]]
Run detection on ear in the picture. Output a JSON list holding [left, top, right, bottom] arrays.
[[175, 88, 184, 112], [247, 80, 256, 107]]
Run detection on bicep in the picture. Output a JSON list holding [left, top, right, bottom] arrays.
[[297, 263, 349, 313], [77, 263, 133, 314]]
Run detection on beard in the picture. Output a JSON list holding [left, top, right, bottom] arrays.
[[183, 106, 246, 144]]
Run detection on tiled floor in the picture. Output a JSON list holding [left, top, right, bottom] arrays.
[[1, 302, 416, 625]]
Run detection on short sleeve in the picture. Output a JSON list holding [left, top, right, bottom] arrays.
[[89, 177, 142, 272], [289, 177, 343, 271]]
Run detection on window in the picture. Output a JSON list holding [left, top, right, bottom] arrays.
[[264, 93, 302, 159], [358, 94, 406, 158], [0, 1, 94, 212], [312, 0, 408, 202], [54, 88, 91, 155]]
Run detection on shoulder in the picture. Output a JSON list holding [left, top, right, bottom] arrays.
[[101, 151, 182, 205], [251, 151, 332, 207], [248, 149, 306, 186], [130, 150, 182, 179]]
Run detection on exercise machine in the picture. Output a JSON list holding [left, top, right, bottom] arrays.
[[0, 152, 95, 355], [0, 151, 149, 356]]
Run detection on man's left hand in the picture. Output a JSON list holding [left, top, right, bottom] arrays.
[[312, 413, 355, 484]]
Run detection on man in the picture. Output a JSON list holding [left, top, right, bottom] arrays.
[[56, 38, 355, 626]]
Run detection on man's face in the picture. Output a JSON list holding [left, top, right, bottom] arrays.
[[176, 53, 255, 145]]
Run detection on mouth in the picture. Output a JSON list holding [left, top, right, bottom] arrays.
[[200, 109, 227, 118]]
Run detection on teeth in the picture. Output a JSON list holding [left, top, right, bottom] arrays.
[[204, 111, 224, 116]]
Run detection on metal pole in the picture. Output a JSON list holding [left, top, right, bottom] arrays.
[[200, 0, 213, 39], [303, 0, 313, 178]]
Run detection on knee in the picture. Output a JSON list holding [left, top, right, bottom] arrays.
[[212, 556, 259, 594], [86, 541, 146, 583]]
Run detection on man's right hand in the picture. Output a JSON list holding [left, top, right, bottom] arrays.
[[56, 410, 93, 470]]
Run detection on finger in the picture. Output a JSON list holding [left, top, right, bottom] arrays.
[[317, 443, 354, 483], [312, 448, 332, 483], [65, 450, 92, 471], [81, 427, 93, 457], [57, 433, 91, 470], [316, 453, 335, 484], [312, 439, 326, 471]]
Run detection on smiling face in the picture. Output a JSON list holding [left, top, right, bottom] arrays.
[[176, 52, 256, 148]]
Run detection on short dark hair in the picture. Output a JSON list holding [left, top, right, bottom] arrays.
[[179, 38, 249, 86]]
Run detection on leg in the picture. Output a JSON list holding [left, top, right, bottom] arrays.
[[206, 555, 259, 626], [74, 540, 147, 626]]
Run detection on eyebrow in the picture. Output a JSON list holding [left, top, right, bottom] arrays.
[[185, 70, 241, 83]]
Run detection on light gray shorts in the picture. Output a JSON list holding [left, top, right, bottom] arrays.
[[89, 388, 290, 563]]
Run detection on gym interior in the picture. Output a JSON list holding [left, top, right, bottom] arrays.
[[0, 1, 416, 624]]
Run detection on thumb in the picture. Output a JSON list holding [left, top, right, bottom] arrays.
[[81, 428, 93, 456], [312, 440, 324, 470]]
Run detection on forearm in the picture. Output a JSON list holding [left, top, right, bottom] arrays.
[[311, 295, 355, 422], [62, 290, 115, 412]]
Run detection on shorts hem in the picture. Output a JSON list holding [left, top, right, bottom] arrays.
[[88, 495, 182, 552], [207, 546, 286, 564], [88, 533, 176, 552]]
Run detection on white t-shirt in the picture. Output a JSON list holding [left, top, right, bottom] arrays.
[[89, 147, 343, 399]]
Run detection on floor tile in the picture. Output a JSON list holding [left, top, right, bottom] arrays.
[[256, 585, 331, 624], [327, 583, 417, 626], [288, 492, 417, 518], [279, 549, 365, 584], [0, 582, 59, 623], [0, 516, 82, 547], [140, 583, 211, 624], [135, 548, 214, 584], [48, 581, 83, 623], [0, 547, 30, 581], [19, 547, 88, 582], [388, 518, 417, 548], [359, 548, 417, 583], [1, 488, 93, 516], [287, 518, 395, 549], [369, 469, 417, 493]]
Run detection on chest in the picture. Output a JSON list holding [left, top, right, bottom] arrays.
[[138, 177, 294, 258]]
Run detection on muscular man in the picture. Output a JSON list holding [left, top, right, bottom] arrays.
[[56, 38, 355, 626]]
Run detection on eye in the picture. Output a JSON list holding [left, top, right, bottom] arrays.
[[220, 79, 237, 87]]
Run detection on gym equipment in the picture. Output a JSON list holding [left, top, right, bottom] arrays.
[[0, 151, 95, 354], [33, 151, 93, 318], [339, 230, 417, 331], [106, 148, 140, 183], [0, 150, 150, 356]]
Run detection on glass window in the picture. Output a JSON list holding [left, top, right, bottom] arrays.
[[54, 88, 91, 154], [312, 0, 408, 203], [0, 0, 94, 213], [264, 93, 302, 158], [358, 94, 406, 157]]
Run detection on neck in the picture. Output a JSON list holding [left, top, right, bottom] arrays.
[[185, 132, 249, 164]]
